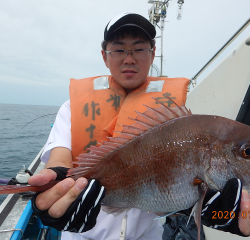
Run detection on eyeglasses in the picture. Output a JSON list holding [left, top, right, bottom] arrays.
[[105, 48, 153, 60]]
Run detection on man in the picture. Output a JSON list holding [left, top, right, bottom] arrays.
[[28, 12, 250, 240]]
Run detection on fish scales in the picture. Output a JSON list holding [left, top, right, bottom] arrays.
[[82, 115, 206, 212]]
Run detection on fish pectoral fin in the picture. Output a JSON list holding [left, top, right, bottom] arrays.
[[101, 205, 129, 217], [193, 181, 209, 240]]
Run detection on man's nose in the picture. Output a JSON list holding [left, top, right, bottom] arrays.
[[123, 51, 136, 64]]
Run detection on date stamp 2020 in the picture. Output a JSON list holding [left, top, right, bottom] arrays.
[[212, 211, 250, 219]]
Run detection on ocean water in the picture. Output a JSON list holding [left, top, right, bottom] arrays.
[[0, 103, 60, 205]]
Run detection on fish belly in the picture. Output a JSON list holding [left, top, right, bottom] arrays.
[[102, 178, 199, 213]]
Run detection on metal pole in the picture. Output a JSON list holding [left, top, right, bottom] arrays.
[[161, 27, 163, 76], [150, 64, 153, 76]]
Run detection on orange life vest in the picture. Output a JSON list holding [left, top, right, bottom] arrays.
[[70, 75, 189, 161]]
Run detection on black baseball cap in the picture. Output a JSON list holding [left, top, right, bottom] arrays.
[[104, 12, 156, 41]]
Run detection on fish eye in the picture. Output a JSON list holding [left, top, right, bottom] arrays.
[[239, 142, 250, 158]]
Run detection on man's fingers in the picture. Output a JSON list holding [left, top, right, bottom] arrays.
[[36, 178, 75, 211], [239, 189, 250, 236], [48, 178, 88, 218], [28, 168, 57, 186]]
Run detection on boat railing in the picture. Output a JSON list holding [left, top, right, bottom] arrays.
[[190, 17, 250, 89]]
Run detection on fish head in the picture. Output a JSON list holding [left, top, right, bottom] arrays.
[[206, 116, 250, 191], [230, 139, 250, 191]]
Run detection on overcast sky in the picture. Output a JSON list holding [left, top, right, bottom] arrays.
[[0, 0, 250, 106]]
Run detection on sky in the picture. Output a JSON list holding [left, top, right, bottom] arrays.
[[0, 0, 250, 106]]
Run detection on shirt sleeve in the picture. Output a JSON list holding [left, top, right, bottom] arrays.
[[40, 100, 71, 163]]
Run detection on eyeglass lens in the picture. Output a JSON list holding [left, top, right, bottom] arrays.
[[111, 49, 151, 60]]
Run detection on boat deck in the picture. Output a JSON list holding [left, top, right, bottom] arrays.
[[0, 148, 47, 240]]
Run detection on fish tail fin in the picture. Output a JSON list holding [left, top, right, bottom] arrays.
[[0, 181, 59, 194]]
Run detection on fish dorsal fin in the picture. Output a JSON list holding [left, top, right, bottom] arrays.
[[67, 98, 191, 179]]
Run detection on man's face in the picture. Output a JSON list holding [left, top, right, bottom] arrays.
[[101, 36, 155, 92]]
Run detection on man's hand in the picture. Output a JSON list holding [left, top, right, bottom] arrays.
[[29, 168, 105, 232], [239, 189, 250, 236], [28, 168, 88, 217], [28, 147, 105, 232], [201, 178, 250, 237]]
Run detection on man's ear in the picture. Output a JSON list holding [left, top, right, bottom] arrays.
[[101, 50, 109, 68]]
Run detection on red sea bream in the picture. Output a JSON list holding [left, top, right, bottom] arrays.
[[1, 99, 250, 239]]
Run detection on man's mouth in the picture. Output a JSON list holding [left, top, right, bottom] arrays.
[[122, 69, 137, 77]]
